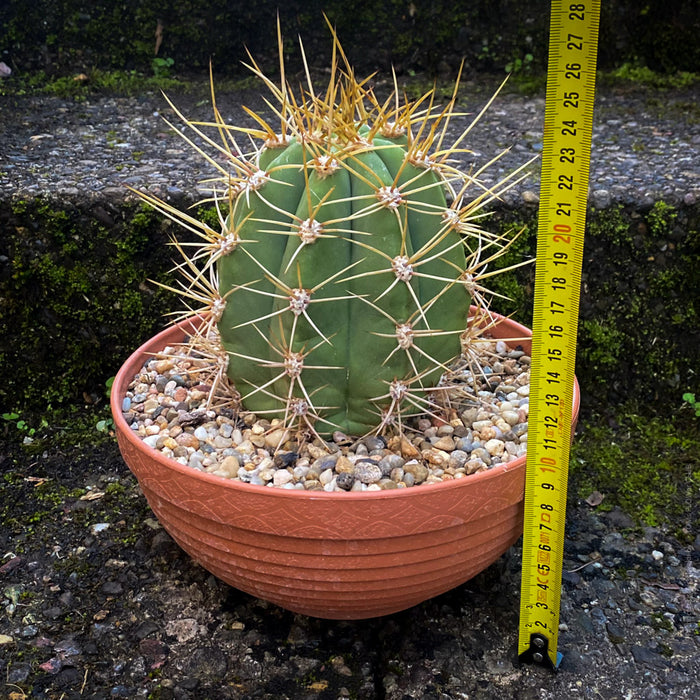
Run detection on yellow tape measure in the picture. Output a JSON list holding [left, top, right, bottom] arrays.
[[518, 0, 600, 670]]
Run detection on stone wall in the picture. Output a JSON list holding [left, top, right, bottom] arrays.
[[487, 202, 700, 413], [0, 198, 178, 411], [2, 196, 697, 418]]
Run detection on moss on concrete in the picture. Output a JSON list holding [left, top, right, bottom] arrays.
[[0, 197, 184, 415], [570, 404, 700, 535], [578, 202, 700, 410], [485, 201, 700, 415], [0, 192, 694, 425], [3, 198, 697, 420]]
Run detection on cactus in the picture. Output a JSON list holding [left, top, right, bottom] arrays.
[[135, 22, 531, 439]]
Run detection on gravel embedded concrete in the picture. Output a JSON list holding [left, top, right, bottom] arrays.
[[1, 80, 698, 210]]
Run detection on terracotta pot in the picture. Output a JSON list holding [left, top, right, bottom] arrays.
[[111, 314, 580, 620]]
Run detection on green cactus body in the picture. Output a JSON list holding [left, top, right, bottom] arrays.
[[217, 128, 470, 435], [139, 27, 524, 438]]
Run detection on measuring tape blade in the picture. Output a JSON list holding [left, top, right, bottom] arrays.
[[518, 0, 600, 669]]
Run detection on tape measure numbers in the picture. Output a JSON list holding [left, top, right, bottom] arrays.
[[518, 1, 600, 669]]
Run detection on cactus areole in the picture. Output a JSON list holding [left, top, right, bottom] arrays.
[[138, 23, 526, 438]]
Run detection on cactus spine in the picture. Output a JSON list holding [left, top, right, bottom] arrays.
[[137, 23, 531, 439]]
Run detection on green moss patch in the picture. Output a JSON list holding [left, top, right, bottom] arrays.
[[571, 405, 700, 534], [483, 201, 700, 416], [0, 198, 179, 414], [577, 202, 700, 410]]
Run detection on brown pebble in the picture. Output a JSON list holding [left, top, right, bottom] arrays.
[[162, 437, 178, 450], [422, 448, 450, 467], [178, 411, 207, 427], [479, 425, 498, 441], [218, 456, 240, 477], [465, 460, 484, 474], [433, 436, 455, 451], [390, 467, 404, 482], [242, 413, 257, 426], [335, 455, 355, 473], [155, 435, 170, 449], [461, 407, 479, 425], [173, 387, 189, 402], [378, 479, 398, 490], [264, 429, 288, 450], [403, 461, 429, 484], [399, 437, 420, 459], [175, 433, 199, 449]]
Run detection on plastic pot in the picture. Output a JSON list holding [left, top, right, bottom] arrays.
[[111, 314, 580, 619]]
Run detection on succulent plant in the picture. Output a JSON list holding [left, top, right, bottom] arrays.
[[135, 22, 530, 440]]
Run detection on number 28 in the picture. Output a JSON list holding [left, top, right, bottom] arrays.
[[569, 4, 585, 20]]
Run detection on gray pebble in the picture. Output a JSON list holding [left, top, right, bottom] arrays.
[[449, 450, 468, 469], [354, 461, 383, 484], [336, 472, 355, 490]]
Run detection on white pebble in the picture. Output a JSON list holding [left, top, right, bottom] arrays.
[[273, 470, 293, 486], [319, 468, 334, 485], [213, 435, 232, 449], [484, 439, 505, 456], [501, 410, 520, 426], [293, 465, 309, 480]]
